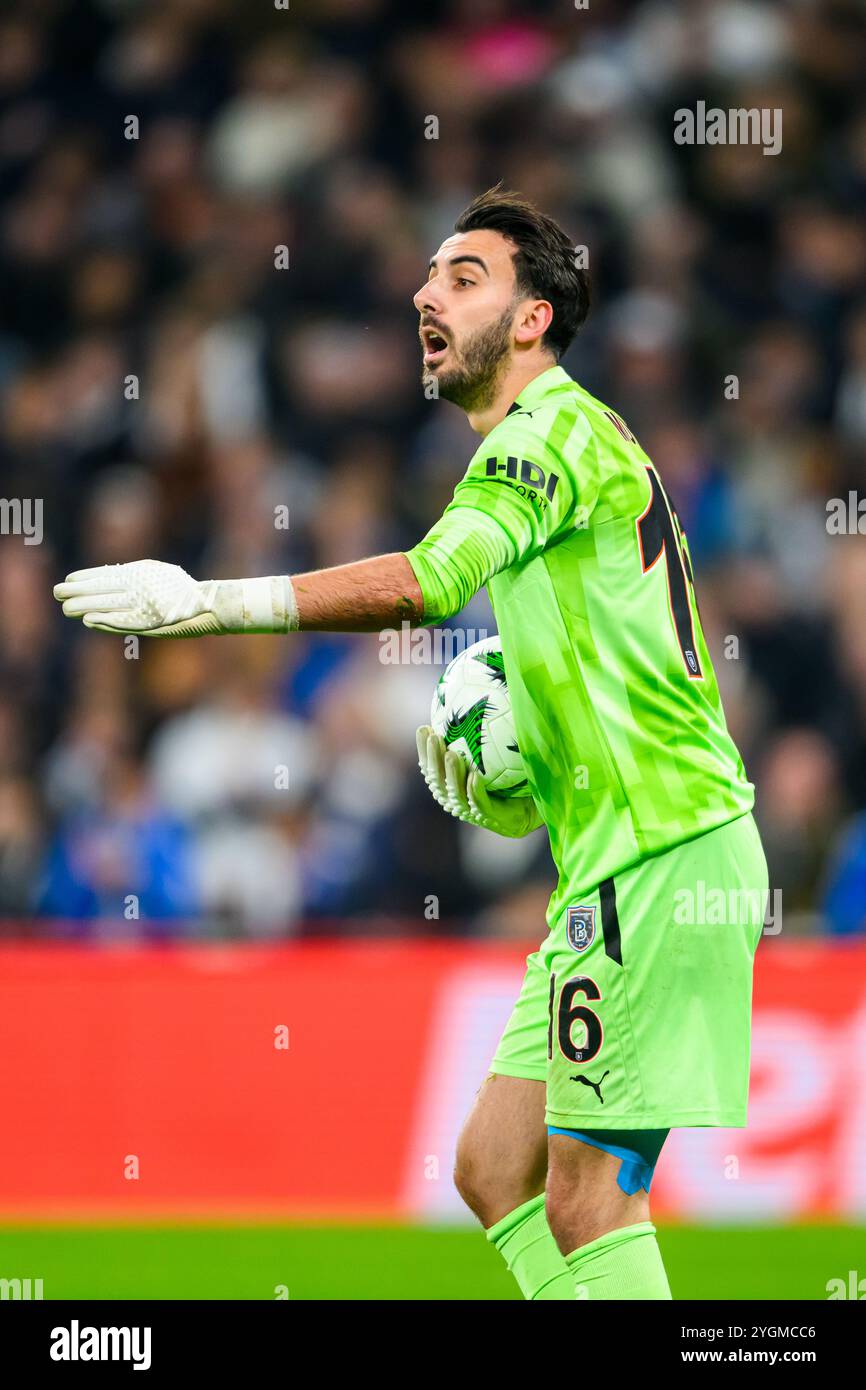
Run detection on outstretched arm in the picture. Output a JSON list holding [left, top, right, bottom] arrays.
[[53, 552, 425, 637], [53, 437, 564, 639], [293, 553, 423, 631], [53, 537, 545, 838]]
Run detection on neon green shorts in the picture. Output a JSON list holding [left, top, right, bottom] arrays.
[[490, 812, 768, 1130]]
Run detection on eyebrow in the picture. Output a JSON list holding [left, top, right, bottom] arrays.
[[428, 254, 490, 276]]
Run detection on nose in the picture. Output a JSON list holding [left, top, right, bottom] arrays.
[[414, 278, 443, 317]]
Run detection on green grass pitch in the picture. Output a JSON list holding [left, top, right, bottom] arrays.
[[0, 1224, 860, 1300]]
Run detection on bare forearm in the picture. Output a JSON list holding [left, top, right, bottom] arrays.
[[292, 552, 424, 631]]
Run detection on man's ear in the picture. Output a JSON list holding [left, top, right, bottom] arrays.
[[515, 299, 553, 347]]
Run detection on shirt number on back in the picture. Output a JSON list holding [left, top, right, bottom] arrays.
[[636, 466, 703, 679]]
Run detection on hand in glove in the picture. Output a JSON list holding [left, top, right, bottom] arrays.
[[416, 725, 543, 839], [53, 560, 297, 637]]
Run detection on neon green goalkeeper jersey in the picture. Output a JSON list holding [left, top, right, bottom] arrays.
[[404, 365, 753, 920]]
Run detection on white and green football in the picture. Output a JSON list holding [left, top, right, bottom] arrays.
[[430, 636, 532, 797]]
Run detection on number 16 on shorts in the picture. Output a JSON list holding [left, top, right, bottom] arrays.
[[548, 973, 603, 1064]]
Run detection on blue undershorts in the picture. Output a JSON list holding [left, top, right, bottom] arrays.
[[547, 1126, 670, 1195]]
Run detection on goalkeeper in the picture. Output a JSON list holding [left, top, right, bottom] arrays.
[[55, 187, 767, 1301]]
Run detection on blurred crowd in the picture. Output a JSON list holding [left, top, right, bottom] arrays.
[[0, 0, 865, 939]]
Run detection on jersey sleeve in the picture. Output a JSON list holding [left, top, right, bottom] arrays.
[[404, 407, 593, 624]]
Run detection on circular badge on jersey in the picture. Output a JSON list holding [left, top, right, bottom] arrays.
[[566, 905, 596, 953]]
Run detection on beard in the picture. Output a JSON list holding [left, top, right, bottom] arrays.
[[423, 302, 515, 412]]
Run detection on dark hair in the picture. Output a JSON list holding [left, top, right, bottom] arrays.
[[453, 185, 590, 360]]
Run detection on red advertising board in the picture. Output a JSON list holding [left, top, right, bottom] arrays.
[[0, 939, 863, 1222]]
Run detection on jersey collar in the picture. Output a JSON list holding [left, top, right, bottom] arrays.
[[505, 364, 572, 416]]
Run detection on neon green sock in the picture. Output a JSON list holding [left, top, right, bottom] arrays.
[[486, 1194, 576, 1300], [565, 1221, 672, 1300]]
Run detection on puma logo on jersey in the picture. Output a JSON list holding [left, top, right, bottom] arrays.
[[485, 457, 559, 501], [569, 1069, 610, 1103]]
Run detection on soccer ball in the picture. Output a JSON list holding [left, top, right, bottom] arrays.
[[430, 636, 531, 797]]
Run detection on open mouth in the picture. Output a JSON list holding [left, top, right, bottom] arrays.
[[421, 325, 450, 366]]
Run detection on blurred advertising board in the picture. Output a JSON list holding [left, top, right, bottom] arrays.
[[0, 939, 863, 1222]]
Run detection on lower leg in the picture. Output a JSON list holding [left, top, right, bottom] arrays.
[[545, 1133, 672, 1300], [454, 1075, 575, 1300]]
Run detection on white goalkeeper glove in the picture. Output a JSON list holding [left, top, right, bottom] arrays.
[[53, 560, 298, 637], [416, 725, 544, 839]]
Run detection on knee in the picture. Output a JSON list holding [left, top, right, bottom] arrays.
[[452, 1134, 501, 1226], [452, 1145, 486, 1221], [545, 1145, 648, 1256], [453, 1132, 542, 1229], [544, 1173, 591, 1255]]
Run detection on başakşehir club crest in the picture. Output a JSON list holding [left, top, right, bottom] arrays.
[[566, 905, 596, 953]]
